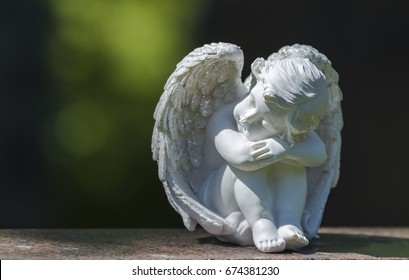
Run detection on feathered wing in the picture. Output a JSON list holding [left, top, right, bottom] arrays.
[[267, 44, 343, 238], [152, 42, 246, 235]]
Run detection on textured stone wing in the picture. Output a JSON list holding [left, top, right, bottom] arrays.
[[152, 42, 245, 234], [268, 44, 343, 238]]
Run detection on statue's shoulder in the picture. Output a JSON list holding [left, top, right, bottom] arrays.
[[207, 101, 238, 135]]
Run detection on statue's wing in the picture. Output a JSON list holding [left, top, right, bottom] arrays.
[[152, 42, 246, 235], [268, 44, 343, 238]]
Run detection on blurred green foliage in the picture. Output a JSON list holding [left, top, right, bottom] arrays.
[[44, 0, 204, 226]]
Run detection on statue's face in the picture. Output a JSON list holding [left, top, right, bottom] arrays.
[[234, 81, 287, 141]]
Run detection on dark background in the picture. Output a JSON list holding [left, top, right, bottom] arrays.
[[1, 0, 408, 228]]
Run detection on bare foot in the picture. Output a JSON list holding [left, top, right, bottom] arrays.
[[252, 218, 285, 253], [278, 224, 309, 250]]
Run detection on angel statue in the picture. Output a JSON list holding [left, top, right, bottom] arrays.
[[152, 42, 343, 253]]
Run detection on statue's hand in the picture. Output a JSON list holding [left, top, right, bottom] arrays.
[[250, 138, 289, 164]]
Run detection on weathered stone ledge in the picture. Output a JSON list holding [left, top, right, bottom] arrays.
[[1, 227, 408, 260]]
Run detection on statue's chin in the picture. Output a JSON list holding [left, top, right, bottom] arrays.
[[240, 127, 264, 142]]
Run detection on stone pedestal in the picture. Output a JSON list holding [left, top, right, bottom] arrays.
[[1, 227, 408, 259]]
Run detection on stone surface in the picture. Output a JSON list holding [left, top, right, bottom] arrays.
[[0, 227, 408, 260]]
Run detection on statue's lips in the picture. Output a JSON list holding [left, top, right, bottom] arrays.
[[238, 117, 249, 127], [235, 114, 252, 131], [236, 122, 261, 142]]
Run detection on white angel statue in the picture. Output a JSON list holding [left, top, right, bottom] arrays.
[[152, 42, 343, 253]]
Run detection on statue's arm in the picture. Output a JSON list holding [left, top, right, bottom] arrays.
[[285, 131, 327, 167], [208, 106, 283, 172], [215, 129, 260, 171]]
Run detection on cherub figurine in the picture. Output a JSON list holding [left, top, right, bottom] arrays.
[[152, 43, 343, 253]]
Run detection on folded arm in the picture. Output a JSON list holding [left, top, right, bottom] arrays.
[[284, 131, 327, 167], [208, 108, 287, 171]]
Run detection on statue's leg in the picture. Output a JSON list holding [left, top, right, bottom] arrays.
[[273, 163, 309, 250], [198, 164, 252, 245], [231, 167, 285, 253], [199, 163, 239, 216]]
